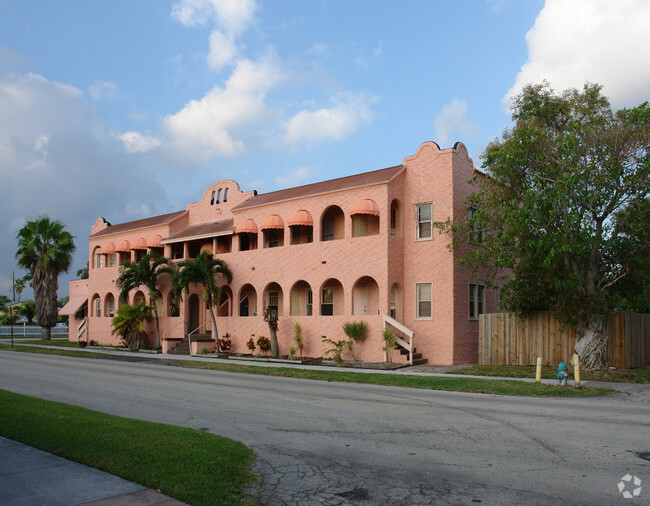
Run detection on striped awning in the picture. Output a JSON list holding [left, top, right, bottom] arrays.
[[260, 214, 284, 230], [234, 219, 258, 234], [148, 235, 163, 247], [350, 198, 380, 216], [102, 242, 116, 254], [288, 210, 313, 227], [132, 237, 148, 250], [115, 240, 131, 252]]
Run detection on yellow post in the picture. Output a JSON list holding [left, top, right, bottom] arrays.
[[535, 357, 542, 383], [573, 354, 581, 389]]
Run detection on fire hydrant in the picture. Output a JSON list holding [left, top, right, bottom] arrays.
[[556, 361, 568, 386]]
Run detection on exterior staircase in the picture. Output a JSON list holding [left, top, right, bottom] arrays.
[[168, 337, 190, 355], [399, 346, 428, 365]]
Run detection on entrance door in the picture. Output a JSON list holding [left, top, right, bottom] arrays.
[[291, 290, 300, 316], [353, 285, 368, 315], [188, 294, 200, 333]]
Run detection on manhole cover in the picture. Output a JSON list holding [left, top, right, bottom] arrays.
[[337, 487, 370, 500], [639, 452, 650, 461]]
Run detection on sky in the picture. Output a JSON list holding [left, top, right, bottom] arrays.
[[1, 0, 649, 299]]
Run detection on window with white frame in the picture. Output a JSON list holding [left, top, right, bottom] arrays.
[[96, 253, 104, 268], [416, 203, 433, 240], [415, 283, 432, 319], [94, 297, 101, 317], [469, 283, 485, 320], [107, 254, 116, 267]]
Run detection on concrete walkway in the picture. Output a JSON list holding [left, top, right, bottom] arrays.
[[0, 437, 184, 506]]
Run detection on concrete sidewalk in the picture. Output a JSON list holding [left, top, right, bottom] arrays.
[[0, 437, 184, 505]]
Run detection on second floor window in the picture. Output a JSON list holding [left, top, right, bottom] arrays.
[[416, 203, 433, 240]]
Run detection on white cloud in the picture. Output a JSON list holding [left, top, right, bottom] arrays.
[[172, 0, 257, 68], [119, 131, 161, 153], [285, 92, 375, 144], [433, 98, 478, 147], [161, 53, 283, 160], [0, 73, 169, 294], [89, 80, 119, 101], [275, 167, 311, 188], [507, 0, 650, 109]]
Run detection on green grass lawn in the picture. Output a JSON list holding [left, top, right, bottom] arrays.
[[0, 343, 112, 358], [450, 364, 650, 384], [171, 361, 613, 396], [0, 389, 256, 505], [18, 338, 81, 347]]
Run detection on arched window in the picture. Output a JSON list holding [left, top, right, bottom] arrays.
[[104, 293, 115, 318], [218, 286, 233, 317], [168, 292, 180, 317], [223, 188, 229, 202], [320, 279, 344, 316], [91, 294, 101, 317], [290, 280, 313, 316], [211, 191, 215, 205], [264, 282, 283, 316], [321, 206, 345, 241], [239, 284, 257, 317], [390, 200, 400, 236], [216, 188, 222, 204], [352, 276, 379, 315], [133, 291, 146, 306]]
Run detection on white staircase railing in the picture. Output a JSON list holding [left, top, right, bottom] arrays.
[[187, 321, 210, 355], [382, 313, 415, 365]]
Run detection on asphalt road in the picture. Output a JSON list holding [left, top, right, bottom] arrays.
[[0, 352, 648, 505]]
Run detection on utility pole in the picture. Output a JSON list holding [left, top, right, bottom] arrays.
[[10, 271, 15, 347]]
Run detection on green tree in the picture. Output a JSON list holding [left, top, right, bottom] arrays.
[[170, 251, 232, 352], [16, 300, 36, 324], [0, 295, 9, 309], [111, 302, 153, 351], [76, 262, 89, 280], [13, 277, 26, 301], [15, 216, 75, 340], [447, 82, 650, 369], [116, 252, 169, 349]]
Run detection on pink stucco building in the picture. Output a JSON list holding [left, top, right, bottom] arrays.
[[60, 141, 497, 365]]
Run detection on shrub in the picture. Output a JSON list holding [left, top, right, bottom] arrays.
[[382, 326, 396, 363], [246, 338, 256, 353], [343, 321, 368, 360], [288, 346, 296, 360], [199, 346, 209, 355], [256, 336, 271, 356], [294, 323, 304, 358], [218, 333, 232, 352], [322, 337, 347, 366], [78, 341, 87, 348]]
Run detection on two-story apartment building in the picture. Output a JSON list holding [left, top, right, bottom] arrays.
[[60, 141, 497, 365]]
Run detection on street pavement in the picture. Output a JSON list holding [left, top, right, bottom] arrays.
[[0, 342, 650, 505]]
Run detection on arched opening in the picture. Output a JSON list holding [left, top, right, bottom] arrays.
[[211, 191, 215, 205], [321, 206, 345, 241], [104, 293, 115, 318], [188, 293, 200, 332], [264, 282, 284, 316], [261, 215, 284, 248], [289, 210, 314, 245], [390, 200, 400, 236], [235, 220, 258, 251], [352, 276, 379, 315], [92, 246, 103, 269], [217, 286, 233, 317], [350, 199, 380, 238], [290, 280, 313, 316], [216, 188, 222, 204], [168, 292, 180, 317], [223, 188, 229, 202], [320, 278, 344, 316], [133, 290, 146, 306], [239, 284, 257, 317], [91, 294, 101, 317]]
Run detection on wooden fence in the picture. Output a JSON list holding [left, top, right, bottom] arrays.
[[479, 310, 650, 368]]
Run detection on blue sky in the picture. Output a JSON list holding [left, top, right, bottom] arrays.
[[1, 0, 649, 298]]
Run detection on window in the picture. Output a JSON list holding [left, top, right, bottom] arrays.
[[211, 191, 215, 205], [265, 229, 282, 248], [390, 284, 397, 319], [416, 203, 433, 240], [135, 249, 145, 261], [96, 253, 104, 268], [239, 233, 257, 251], [171, 243, 184, 259], [469, 284, 485, 320], [321, 219, 334, 241], [321, 288, 334, 316], [107, 254, 116, 267], [415, 283, 432, 319], [267, 291, 279, 312], [95, 297, 101, 317], [306, 290, 313, 316], [223, 188, 229, 202], [168, 294, 180, 317], [105, 295, 115, 318], [468, 207, 483, 244], [352, 215, 368, 237]]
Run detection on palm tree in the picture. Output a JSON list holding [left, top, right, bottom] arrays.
[[170, 250, 232, 352], [15, 216, 75, 340], [115, 252, 169, 349], [17, 300, 36, 324], [111, 302, 153, 351]]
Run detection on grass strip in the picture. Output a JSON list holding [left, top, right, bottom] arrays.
[[170, 361, 613, 396], [17, 339, 84, 348], [450, 364, 650, 384], [0, 343, 110, 358], [0, 389, 256, 505]]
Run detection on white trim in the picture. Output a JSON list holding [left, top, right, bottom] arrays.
[[414, 281, 433, 320], [415, 202, 434, 241]]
